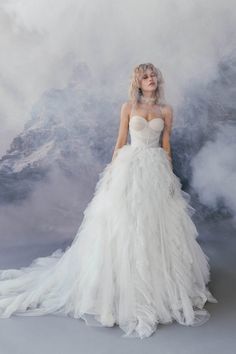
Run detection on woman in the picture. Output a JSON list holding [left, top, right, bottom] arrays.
[[0, 63, 217, 339]]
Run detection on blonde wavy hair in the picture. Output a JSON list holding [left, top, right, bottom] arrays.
[[128, 63, 166, 106]]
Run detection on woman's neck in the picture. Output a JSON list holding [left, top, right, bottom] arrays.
[[140, 95, 156, 105]]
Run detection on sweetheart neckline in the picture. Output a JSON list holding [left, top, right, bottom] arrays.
[[129, 115, 164, 124]]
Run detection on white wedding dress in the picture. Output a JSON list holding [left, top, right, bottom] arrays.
[[0, 113, 217, 339]]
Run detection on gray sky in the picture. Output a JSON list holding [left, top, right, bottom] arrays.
[[0, 0, 235, 156], [0, 0, 235, 243]]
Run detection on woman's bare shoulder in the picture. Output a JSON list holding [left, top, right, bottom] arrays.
[[121, 100, 132, 111], [161, 103, 173, 116], [120, 100, 133, 118]]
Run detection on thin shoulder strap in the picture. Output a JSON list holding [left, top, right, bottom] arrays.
[[130, 101, 136, 118], [158, 104, 164, 120]]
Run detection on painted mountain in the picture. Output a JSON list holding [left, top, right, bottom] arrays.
[[0, 59, 234, 230], [0, 64, 119, 206]]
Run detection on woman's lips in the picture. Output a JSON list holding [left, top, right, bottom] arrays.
[[149, 82, 155, 86]]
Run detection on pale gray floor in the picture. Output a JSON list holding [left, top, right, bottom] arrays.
[[0, 218, 235, 354]]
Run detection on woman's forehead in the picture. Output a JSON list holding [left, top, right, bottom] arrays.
[[141, 68, 155, 75]]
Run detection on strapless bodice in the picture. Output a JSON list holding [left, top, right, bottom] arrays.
[[129, 115, 164, 148]]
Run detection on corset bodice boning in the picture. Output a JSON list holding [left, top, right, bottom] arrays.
[[129, 115, 164, 148]]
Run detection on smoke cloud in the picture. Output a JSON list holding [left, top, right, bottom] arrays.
[[0, 0, 235, 246]]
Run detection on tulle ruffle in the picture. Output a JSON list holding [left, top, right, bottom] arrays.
[[0, 144, 217, 339]]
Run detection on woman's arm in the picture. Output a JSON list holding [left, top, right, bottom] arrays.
[[111, 102, 130, 162], [162, 104, 173, 168]]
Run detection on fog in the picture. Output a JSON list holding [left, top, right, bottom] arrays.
[[0, 0, 235, 246], [1, 0, 235, 153]]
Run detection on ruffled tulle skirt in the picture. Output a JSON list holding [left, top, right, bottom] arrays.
[[0, 144, 217, 339]]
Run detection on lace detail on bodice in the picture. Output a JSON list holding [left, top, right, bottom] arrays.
[[129, 116, 164, 148]]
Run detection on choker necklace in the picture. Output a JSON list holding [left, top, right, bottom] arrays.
[[140, 96, 156, 104]]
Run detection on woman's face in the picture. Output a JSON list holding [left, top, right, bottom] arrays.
[[139, 69, 158, 94]]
